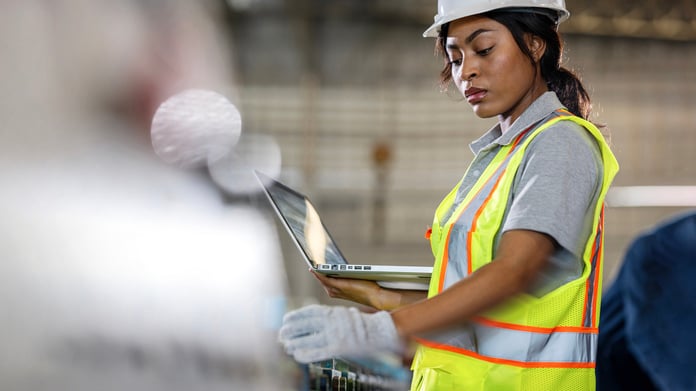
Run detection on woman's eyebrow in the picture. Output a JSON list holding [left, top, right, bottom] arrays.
[[446, 28, 494, 50], [466, 28, 493, 44]]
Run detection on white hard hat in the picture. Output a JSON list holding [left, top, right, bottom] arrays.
[[422, 0, 570, 37]]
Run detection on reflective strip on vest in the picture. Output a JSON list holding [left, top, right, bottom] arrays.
[[417, 322, 597, 366], [583, 206, 604, 328]]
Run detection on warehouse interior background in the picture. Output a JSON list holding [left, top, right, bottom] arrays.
[[224, 0, 696, 298], [1, 1, 694, 389]]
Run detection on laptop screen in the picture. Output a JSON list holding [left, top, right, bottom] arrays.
[[260, 173, 348, 267]]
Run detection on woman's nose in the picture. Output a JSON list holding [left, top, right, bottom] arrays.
[[458, 59, 477, 82], [461, 62, 477, 82]]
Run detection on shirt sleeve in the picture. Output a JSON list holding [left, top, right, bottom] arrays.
[[501, 120, 603, 257]]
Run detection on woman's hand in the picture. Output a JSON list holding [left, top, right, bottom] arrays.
[[278, 304, 403, 363], [311, 270, 427, 311], [311, 270, 382, 307]]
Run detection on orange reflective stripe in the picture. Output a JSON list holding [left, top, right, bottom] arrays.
[[591, 207, 605, 327], [437, 228, 453, 292], [466, 230, 474, 275], [473, 316, 598, 334], [582, 206, 604, 328], [582, 240, 596, 327], [414, 338, 596, 369], [582, 271, 592, 327]]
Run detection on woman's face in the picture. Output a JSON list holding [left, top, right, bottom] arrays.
[[445, 15, 546, 124]]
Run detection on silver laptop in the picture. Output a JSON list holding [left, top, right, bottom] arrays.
[[255, 171, 432, 291]]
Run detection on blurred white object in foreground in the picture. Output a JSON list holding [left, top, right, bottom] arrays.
[[151, 89, 242, 169], [0, 1, 287, 388], [0, 120, 288, 391], [208, 133, 282, 195]]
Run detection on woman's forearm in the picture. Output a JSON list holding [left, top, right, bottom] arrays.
[[391, 259, 524, 336], [391, 229, 554, 337], [374, 288, 428, 311]]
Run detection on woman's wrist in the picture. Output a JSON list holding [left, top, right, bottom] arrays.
[[377, 286, 410, 311]]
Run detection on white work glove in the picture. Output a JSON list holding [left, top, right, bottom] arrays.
[[278, 304, 403, 363]]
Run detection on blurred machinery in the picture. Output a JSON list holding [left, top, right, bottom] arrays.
[[301, 357, 411, 391]]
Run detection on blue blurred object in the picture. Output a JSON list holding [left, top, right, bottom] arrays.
[[597, 210, 696, 391]]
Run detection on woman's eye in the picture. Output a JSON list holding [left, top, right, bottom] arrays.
[[477, 46, 493, 56], [449, 58, 462, 66]]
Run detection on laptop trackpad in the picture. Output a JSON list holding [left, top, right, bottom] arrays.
[[376, 281, 429, 291]]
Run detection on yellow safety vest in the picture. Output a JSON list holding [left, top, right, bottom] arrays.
[[411, 110, 619, 391]]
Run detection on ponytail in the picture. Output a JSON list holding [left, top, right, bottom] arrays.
[[526, 11, 592, 120], [544, 66, 591, 120]]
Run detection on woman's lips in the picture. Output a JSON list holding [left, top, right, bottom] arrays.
[[465, 87, 487, 104]]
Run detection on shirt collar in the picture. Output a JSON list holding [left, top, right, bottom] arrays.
[[470, 91, 565, 154]]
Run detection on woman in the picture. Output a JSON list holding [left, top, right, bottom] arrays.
[[279, 1, 619, 389]]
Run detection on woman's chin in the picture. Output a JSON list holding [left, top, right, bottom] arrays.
[[471, 104, 497, 119]]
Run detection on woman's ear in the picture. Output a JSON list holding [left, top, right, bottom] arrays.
[[527, 34, 546, 62]]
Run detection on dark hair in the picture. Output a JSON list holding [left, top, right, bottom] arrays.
[[435, 10, 593, 120]]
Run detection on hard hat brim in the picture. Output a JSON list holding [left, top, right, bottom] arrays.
[[422, 6, 570, 38]]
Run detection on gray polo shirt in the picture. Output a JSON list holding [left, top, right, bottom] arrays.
[[448, 92, 603, 296]]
